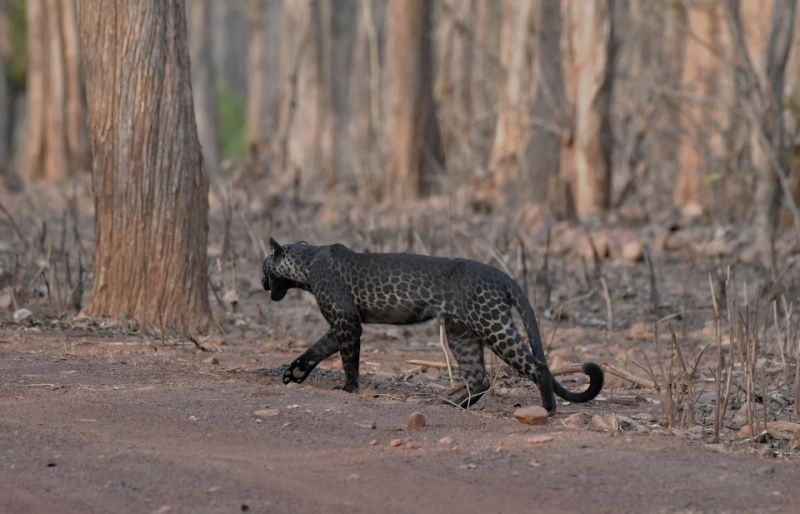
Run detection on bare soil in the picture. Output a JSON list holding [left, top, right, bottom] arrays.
[[2, 329, 800, 514]]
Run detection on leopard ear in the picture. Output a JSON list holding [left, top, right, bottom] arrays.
[[269, 237, 285, 258]]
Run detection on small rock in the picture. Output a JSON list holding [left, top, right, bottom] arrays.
[[223, 289, 239, 306], [152, 506, 172, 514], [620, 238, 644, 262], [203, 356, 220, 365], [527, 460, 541, 467], [347, 473, 360, 481], [549, 355, 567, 371], [207, 486, 222, 493], [389, 439, 402, 448], [252, 408, 280, 420], [368, 439, 377, 446], [564, 413, 588, 427], [590, 413, 620, 432], [513, 406, 549, 425], [438, 436, 454, 445], [13, 308, 32, 322], [755, 464, 775, 476], [405, 411, 426, 430], [0, 290, 12, 309], [527, 435, 555, 446]]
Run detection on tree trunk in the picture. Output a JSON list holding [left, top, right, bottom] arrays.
[[522, 0, 566, 208], [0, 39, 9, 174], [246, 0, 281, 165], [188, 0, 220, 180], [349, 0, 384, 196], [673, 0, 729, 218], [275, 0, 311, 180], [211, 1, 248, 99], [786, 6, 800, 203], [385, 0, 443, 201], [725, 0, 798, 266], [560, 0, 615, 220], [329, 0, 359, 181], [437, 0, 475, 182], [488, 0, 534, 197], [23, 0, 89, 182], [77, 0, 212, 334]]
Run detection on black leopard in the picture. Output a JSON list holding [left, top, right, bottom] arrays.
[[262, 238, 603, 414]]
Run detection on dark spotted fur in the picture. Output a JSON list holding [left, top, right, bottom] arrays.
[[262, 238, 603, 413]]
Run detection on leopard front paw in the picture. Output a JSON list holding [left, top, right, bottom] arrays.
[[283, 359, 312, 384], [342, 381, 358, 393]]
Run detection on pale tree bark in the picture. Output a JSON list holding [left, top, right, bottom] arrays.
[[329, 0, 358, 180], [0, 44, 8, 174], [188, 0, 220, 180], [522, 0, 566, 208], [437, 0, 475, 181], [77, 0, 212, 334], [724, 0, 798, 266], [349, 0, 384, 195], [211, 1, 248, 99], [384, 0, 443, 200], [674, 0, 731, 217], [786, 6, 800, 201], [560, 0, 615, 220], [470, 0, 495, 136], [274, 0, 338, 186], [24, 0, 89, 182], [488, 0, 535, 196], [247, 0, 269, 160]]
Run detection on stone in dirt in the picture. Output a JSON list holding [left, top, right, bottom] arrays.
[[438, 436, 454, 445], [0, 290, 12, 309], [13, 308, 33, 322], [513, 406, 549, 425], [389, 439, 402, 447], [203, 356, 220, 365], [527, 435, 555, 445], [252, 408, 280, 420], [734, 421, 800, 441], [564, 413, 588, 428], [406, 411, 426, 430]]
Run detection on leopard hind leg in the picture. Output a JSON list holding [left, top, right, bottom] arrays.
[[476, 308, 556, 413], [444, 319, 489, 408]]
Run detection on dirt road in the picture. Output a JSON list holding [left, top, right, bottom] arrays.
[[1, 342, 799, 514]]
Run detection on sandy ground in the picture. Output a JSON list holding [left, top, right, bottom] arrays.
[[2, 331, 800, 514]]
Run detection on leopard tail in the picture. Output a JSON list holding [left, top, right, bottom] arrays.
[[508, 282, 604, 403]]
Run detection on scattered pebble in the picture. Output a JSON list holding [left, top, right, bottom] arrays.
[[564, 413, 588, 427], [347, 473, 360, 481], [405, 411, 426, 430], [0, 290, 12, 309], [755, 464, 775, 476], [528, 460, 541, 467], [389, 439, 402, 447], [202, 356, 220, 365], [223, 289, 239, 306], [13, 308, 33, 322], [513, 406, 549, 425], [438, 436, 454, 445], [369, 439, 377, 446], [152, 506, 172, 514], [207, 486, 222, 493], [527, 435, 555, 446], [252, 408, 280, 420]]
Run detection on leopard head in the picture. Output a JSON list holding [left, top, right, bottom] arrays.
[[261, 238, 313, 301]]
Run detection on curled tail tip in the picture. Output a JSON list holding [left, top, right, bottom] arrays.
[[582, 362, 604, 399]]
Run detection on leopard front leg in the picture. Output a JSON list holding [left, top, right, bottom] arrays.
[[283, 330, 339, 385], [309, 267, 363, 393], [333, 317, 362, 393]]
